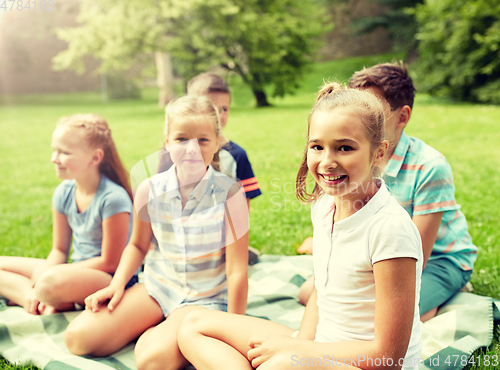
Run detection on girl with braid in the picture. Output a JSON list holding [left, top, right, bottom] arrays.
[[0, 114, 135, 315]]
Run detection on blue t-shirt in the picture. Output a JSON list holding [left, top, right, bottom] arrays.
[[219, 141, 261, 199], [52, 175, 133, 263]]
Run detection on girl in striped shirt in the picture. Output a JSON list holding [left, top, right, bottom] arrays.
[[63, 95, 249, 369]]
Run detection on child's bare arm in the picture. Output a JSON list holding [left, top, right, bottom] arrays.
[[85, 180, 152, 312], [32, 207, 72, 282], [225, 184, 249, 314], [412, 212, 443, 268], [297, 285, 318, 340]]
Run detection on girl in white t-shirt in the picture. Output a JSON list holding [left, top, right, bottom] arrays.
[[177, 82, 423, 370]]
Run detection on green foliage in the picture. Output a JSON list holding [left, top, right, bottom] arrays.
[[52, 0, 331, 107], [106, 74, 142, 100], [414, 0, 500, 104], [53, 0, 163, 73], [350, 0, 423, 56], [167, 0, 331, 106]]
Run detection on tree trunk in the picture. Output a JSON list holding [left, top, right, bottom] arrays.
[[155, 51, 175, 108], [253, 89, 270, 107]]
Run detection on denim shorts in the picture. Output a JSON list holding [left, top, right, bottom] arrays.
[[109, 273, 139, 290]]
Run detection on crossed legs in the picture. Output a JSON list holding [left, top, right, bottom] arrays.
[[178, 309, 295, 370], [0, 256, 114, 314]]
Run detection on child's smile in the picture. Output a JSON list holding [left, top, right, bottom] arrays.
[[307, 109, 380, 204], [319, 174, 347, 185]]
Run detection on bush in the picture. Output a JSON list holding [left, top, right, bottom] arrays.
[[106, 73, 141, 100], [414, 0, 500, 104]]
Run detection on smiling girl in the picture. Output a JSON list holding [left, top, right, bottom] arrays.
[[0, 114, 134, 315], [176, 82, 423, 370], [63, 95, 249, 370]]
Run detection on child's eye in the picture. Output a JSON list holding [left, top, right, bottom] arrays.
[[198, 138, 209, 143], [176, 138, 188, 143], [339, 145, 353, 152], [310, 144, 323, 151]]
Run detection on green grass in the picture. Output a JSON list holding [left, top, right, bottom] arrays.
[[0, 360, 37, 370], [1, 53, 500, 369]]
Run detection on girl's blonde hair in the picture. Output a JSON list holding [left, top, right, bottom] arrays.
[[57, 114, 133, 201], [164, 95, 221, 171], [296, 82, 386, 203]]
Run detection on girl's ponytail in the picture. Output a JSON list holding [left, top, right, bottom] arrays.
[[57, 114, 133, 201], [315, 82, 346, 105]]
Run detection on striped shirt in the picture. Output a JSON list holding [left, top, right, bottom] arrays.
[[144, 165, 236, 316], [383, 132, 477, 271]]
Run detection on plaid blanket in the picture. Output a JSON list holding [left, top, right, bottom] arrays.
[[0, 255, 498, 370]]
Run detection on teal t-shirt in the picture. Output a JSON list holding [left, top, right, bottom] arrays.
[[52, 175, 133, 263], [383, 132, 477, 271]]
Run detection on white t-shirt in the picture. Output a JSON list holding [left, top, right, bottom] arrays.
[[312, 180, 423, 370]]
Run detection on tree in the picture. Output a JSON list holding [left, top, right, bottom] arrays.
[[53, 0, 175, 106], [167, 0, 330, 106], [414, 0, 500, 104], [53, 0, 330, 107], [349, 0, 423, 58]]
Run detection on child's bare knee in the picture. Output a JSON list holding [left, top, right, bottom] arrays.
[[35, 269, 61, 303], [135, 348, 159, 370], [178, 309, 205, 339], [64, 322, 97, 356], [135, 340, 184, 370]]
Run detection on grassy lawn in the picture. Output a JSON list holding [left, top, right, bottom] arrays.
[[1, 53, 499, 369]]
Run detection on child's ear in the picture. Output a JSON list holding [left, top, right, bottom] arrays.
[[91, 148, 104, 166], [398, 105, 412, 128], [373, 140, 389, 167]]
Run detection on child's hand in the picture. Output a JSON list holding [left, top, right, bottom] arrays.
[[247, 335, 297, 368], [85, 285, 124, 313], [297, 237, 313, 254], [24, 288, 41, 315]]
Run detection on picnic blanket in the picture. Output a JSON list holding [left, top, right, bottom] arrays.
[[1, 255, 498, 370]]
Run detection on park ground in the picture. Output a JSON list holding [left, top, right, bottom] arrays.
[[1, 54, 499, 369]]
